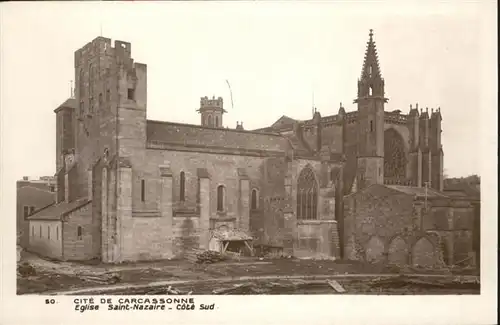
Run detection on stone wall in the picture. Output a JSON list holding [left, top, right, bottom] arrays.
[[29, 220, 63, 259], [295, 220, 339, 259], [344, 184, 444, 267], [62, 202, 96, 260], [143, 149, 267, 224]]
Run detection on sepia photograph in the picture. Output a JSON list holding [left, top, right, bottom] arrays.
[[1, 1, 497, 324]]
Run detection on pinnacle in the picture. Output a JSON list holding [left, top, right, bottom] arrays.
[[360, 29, 382, 80]]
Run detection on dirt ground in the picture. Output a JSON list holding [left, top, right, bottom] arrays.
[[17, 252, 480, 295]]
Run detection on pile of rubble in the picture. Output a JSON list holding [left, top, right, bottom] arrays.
[[195, 250, 226, 264], [185, 249, 227, 264], [79, 272, 122, 285]]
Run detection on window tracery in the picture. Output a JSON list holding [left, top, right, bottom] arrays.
[[296, 166, 318, 220], [384, 129, 407, 178]]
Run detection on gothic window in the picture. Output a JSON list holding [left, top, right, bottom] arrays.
[[208, 115, 213, 127], [77, 226, 82, 240], [31, 226, 34, 236], [296, 166, 318, 220], [368, 86, 373, 96], [370, 120, 373, 132], [384, 128, 407, 179], [217, 185, 225, 212], [215, 116, 219, 127], [251, 189, 258, 210], [56, 226, 59, 240], [180, 172, 185, 202], [39, 225, 42, 238], [47, 226, 50, 240]]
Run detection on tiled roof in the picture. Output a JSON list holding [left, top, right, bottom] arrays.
[[27, 198, 90, 221], [386, 185, 447, 198], [17, 185, 56, 196], [54, 98, 77, 112], [146, 120, 287, 153], [270, 115, 298, 128], [211, 229, 253, 241], [444, 183, 480, 198]]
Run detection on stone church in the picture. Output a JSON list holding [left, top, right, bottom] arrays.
[[27, 30, 478, 266]]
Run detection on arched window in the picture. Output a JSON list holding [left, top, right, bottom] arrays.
[[99, 93, 103, 108], [384, 128, 407, 179], [370, 120, 373, 132], [369, 65, 373, 77], [217, 185, 225, 212], [39, 225, 42, 238], [32, 226, 34, 236], [48, 226, 51, 240], [251, 189, 258, 210], [368, 86, 373, 96], [180, 171, 185, 202], [56, 226, 59, 240], [77, 226, 83, 240], [208, 115, 213, 127], [215, 116, 219, 127], [296, 166, 318, 220]]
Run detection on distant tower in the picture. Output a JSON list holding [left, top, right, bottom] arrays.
[[354, 29, 388, 189], [198, 96, 226, 128]]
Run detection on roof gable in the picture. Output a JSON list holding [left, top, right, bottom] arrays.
[[270, 115, 297, 128], [28, 198, 90, 221]]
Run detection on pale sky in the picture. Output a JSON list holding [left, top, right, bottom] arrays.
[[1, 1, 497, 182]]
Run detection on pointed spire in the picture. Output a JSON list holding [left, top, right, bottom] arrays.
[[360, 29, 382, 80]]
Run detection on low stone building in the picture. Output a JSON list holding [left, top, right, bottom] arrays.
[[17, 177, 56, 248]]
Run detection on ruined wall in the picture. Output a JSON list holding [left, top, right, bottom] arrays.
[[343, 184, 444, 267], [29, 220, 63, 259]]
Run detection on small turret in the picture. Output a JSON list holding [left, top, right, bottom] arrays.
[[338, 102, 346, 116], [198, 95, 227, 128]]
